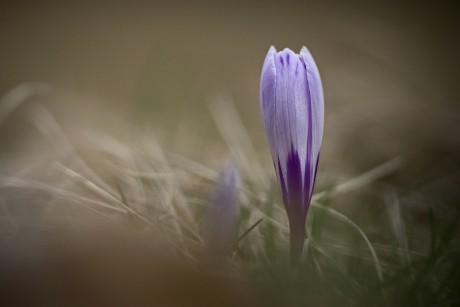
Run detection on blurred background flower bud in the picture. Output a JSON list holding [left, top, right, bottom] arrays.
[[204, 162, 240, 256]]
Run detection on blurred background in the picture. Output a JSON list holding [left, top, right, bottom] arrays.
[[0, 0, 459, 306], [1, 0, 459, 177]]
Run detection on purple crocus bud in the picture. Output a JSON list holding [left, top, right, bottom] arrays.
[[205, 163, 240, 256], [260, 46, 324, 265]]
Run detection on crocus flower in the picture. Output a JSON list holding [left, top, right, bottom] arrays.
[[205, 163, 240, 256], [260, 46, 324, 265]]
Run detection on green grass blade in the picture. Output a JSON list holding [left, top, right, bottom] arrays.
[[238, 218, 264, 243]]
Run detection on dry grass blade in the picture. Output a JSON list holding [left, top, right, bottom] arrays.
[[53, 163, 161, 230], [143, 138, 202, 243], [26, 104, 120, 198], [169, 153, 218, 181], [312, 157, 404, 202], [55, 162, 121, 205], [0, 175, 126, 213], [0, 83, 50, 125], [209, 96, 267, 188]]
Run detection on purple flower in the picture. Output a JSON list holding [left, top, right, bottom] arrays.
[[260, 46, 324, 264], [205, 163, 239, 256]]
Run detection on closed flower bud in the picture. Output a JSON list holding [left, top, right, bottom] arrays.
[[260, 46, 324, 265], [205, 163, 239, 257]]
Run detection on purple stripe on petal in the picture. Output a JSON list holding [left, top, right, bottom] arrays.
[[277, 157, 288, 211], [303, 150, 312, 213], [306, 60, 315, 206], [286, 146, 303, 211], [309, 152, 321, 204], [260, 45, 324, 265]]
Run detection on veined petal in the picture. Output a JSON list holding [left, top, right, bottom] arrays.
[[260, 45, 324, 264], [260, 46, 277, 166], [260, 46, 324, 213], [300, 46, 324, 204]]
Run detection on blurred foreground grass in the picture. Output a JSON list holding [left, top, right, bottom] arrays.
[[0, 85, 459, 306]]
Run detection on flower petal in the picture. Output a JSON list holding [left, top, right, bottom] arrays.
[[300, 46, 324, 202], [260, 46, 323, 213]]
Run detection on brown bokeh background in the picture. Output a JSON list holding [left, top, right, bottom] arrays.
[[1, 0, 459, 209]]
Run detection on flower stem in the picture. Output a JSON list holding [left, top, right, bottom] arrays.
[[289, 216, 305, 267]]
